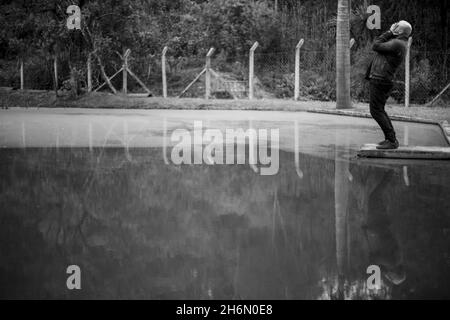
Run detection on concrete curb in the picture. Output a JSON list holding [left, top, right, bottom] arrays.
[[358, 144, 450, 160], [307, 109, 450, 147]]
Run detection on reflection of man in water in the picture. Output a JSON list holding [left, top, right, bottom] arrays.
[[363, 169, 405, 285], [366, 21, 412, 150]]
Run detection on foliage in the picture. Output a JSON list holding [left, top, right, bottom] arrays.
[[200, 0, 279, 59], [410, 58, 434, 104], [0, 0, 448, 104]]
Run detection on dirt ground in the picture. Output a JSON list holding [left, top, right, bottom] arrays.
[[1, 89, 449, 123]]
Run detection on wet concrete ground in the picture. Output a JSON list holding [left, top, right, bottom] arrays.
[[0, 108, 447, 152], [0, 108, 449, 299]]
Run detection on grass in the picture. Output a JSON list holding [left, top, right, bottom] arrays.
[[1, 88, 449, 123]]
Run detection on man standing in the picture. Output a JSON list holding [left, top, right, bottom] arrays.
[[366, 21, 412, 150]]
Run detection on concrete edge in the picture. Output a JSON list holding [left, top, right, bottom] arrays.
[[307, 109, 450, 147], [438, 122, 450, 147]]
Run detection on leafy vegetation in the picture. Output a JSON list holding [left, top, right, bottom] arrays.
[[0, 0, 448, 103]]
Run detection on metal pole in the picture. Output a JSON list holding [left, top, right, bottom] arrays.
[[162, 46, 168, 98], [123, 50, 128, 94], [405, 37, 413, 108], [54, 55, 58, 96], [249, 42, 259, 100], [350, 38, 355, 49], [20, 59, 24, 91], [205, 48, 215, 99], [87, 53, 92, 93], [294, 39, 304, 101]]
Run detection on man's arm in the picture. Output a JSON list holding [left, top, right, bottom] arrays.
[[372, 31, 400, 54]]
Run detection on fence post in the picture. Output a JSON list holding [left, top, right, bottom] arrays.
[[205, 48, 215, 99], [405, 37, 413, 108], [350, 38, 355, 49], [249, 42, 259, 100], [161, 46, 168, 98], [87, 53, 92, 92], [123, 50, 128, 94], [53, 55, 58, 96], [20, 59, 24, 90], [294, 39, 304, 101]]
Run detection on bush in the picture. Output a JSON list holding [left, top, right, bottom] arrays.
[[410, 58, 434, 104], [0, 59, 20, 88], [200, 0, 280, 59]]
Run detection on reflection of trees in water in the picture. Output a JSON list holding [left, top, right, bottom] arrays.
[[0, 148, 449, 299], [324, 159, 399, 300], [323, 156, 450, 300]]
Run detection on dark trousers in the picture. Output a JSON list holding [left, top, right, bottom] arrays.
[[369, 80, 396, 142]]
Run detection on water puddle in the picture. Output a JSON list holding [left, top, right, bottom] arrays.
[[0, 146, 449, 299]]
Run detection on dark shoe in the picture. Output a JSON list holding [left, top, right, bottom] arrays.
[[378, 139, 389, 146], [376, 139, 399, 150]]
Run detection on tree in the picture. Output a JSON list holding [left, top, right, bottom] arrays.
[[336, 0, 351, 109]]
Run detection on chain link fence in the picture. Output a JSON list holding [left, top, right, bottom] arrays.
[[252, 46, 449, 105], [0, 54, 56, 91], [253, 51, 293, 99], [410, 50, 450, 105], [2, 45, 449, 106]]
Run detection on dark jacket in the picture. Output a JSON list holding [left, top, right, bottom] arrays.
[[366, 31, 408, 83]]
